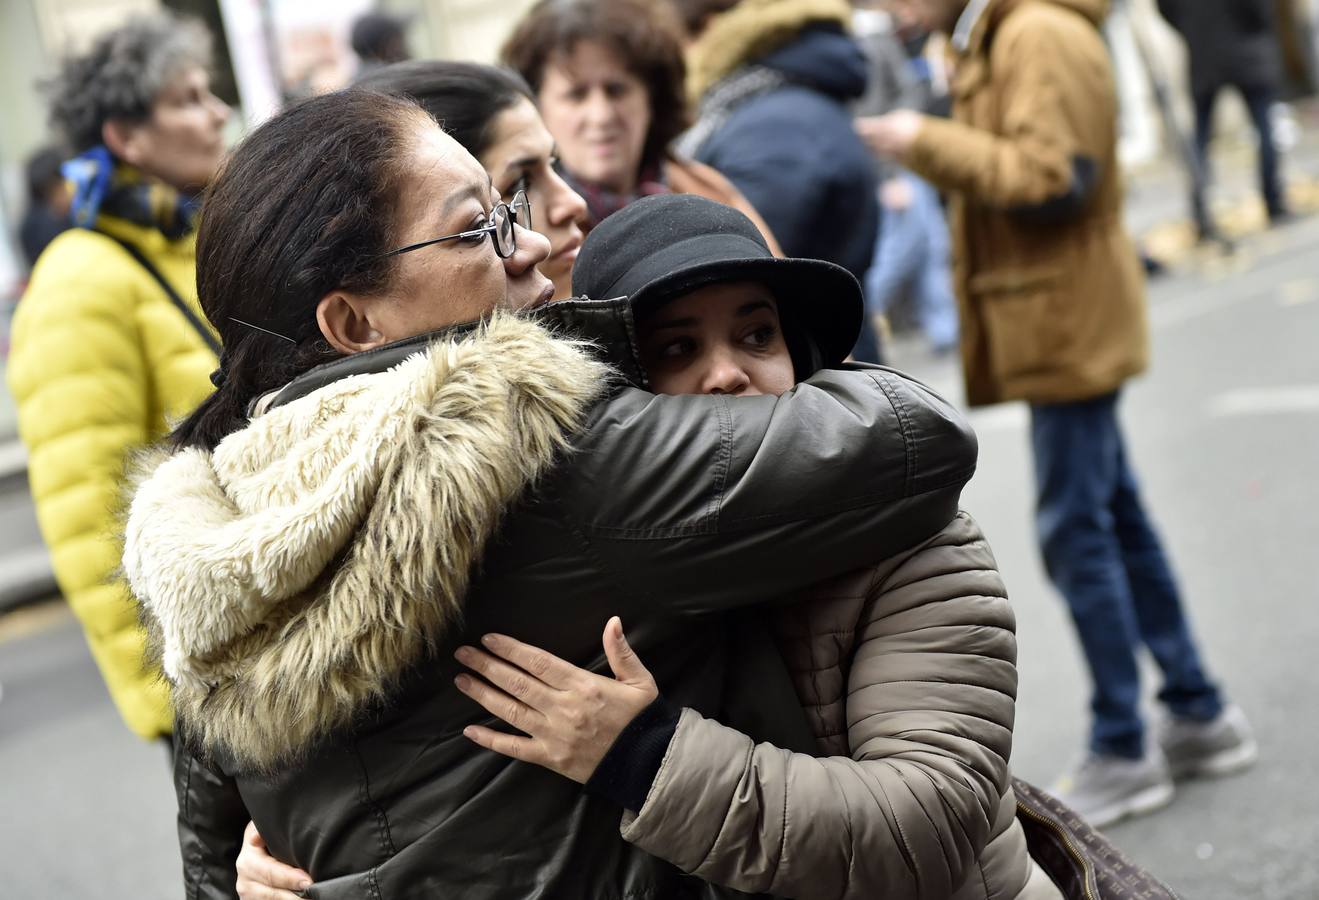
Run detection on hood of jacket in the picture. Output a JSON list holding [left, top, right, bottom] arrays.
[[688, 0, 861, 100], [123, 315, 608, 771]]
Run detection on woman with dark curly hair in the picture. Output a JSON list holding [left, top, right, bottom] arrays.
[[501, 0, 780, 250], [6, 11, 228, 746]]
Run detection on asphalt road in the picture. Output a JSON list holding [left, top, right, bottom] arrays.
[[1, 217, 1317, 899]]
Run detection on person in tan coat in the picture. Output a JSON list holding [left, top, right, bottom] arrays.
[[855, 0, 1256, 826]]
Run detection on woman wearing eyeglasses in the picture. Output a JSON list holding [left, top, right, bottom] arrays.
[[355, 61, 588, 302], [125, 90, 977, 899]]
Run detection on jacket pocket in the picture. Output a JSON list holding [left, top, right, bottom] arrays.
[[969, 265, 1065, 381]]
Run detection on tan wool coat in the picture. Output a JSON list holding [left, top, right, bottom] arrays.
[[903, 0, 1149, 407], [622, 513, 1063, 900]]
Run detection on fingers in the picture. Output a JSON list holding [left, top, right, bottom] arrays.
[[236, 821, 311, 900], [476, 633, 581, 689], [454, 672, 543, 734], [462, 723, 542, 765], [455, 645, 559, 711], [602, 617, 654, 688]]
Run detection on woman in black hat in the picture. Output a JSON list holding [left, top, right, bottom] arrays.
[[238, 194, 1054, 899]]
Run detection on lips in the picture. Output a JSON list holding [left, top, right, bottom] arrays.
[[532, 281, 556, 308], [549, 236, 582, 264]]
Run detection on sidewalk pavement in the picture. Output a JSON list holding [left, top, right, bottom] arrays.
[[1127, 98, 1319, 263]]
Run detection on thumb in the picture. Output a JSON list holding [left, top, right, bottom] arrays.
[[602, 616, 652, 687]]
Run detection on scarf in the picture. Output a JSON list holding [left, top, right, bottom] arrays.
[[62, 145, 200, 241], [558, 162, 670, 233], [673, 66, 789, 161]]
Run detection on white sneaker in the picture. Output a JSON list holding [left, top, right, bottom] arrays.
[[1050, 749, 1174, 828], [1158, 703, 1258, 779]]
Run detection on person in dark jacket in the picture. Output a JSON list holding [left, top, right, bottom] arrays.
[[124, 91, 976, 899], [18, 146, 72, 267], [1158, 0, 1290, 233], [671, 0, 883, 363]]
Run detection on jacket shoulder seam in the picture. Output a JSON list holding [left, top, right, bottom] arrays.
[[867, 371, 916, 494], [708, 396, 734, 527]]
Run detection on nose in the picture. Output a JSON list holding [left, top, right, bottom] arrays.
[[583, 87, 616, 128], [208, 92, 231, 127], [545, 168, 588, 227], [506, 222, 551, 274], [700, 348, 752, 396]]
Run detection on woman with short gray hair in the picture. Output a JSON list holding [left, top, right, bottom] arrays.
[[6, 11, 229, 746]]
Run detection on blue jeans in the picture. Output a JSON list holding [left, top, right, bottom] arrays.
[[1031, 392, 1223, 759], [864, 172, 959, 352]]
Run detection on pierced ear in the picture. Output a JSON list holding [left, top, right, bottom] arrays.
[[316, 292, 386, 355], [102, 119, 141, 166]]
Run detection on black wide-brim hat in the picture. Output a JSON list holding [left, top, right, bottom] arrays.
[[571, 193, 863, 368]]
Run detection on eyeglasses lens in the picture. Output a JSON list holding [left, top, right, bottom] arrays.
[[511, 190, 533, 231], [495, 204, 515, 258]]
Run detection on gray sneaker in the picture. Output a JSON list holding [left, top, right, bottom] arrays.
[[1049, 749, 1174, 828], [1158, 703, 1258, 779]]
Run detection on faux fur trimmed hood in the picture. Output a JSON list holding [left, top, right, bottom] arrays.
[[124, 315, 607, 770], [687, 0, 855, 102]]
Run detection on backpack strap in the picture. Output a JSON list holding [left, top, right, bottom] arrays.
[[99, 232, 221, 357]]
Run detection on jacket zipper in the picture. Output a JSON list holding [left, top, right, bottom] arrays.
[[1016, 801, 1100, 900]]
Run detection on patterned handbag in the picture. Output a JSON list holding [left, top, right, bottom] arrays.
[[1013, 777, 1182, 900]]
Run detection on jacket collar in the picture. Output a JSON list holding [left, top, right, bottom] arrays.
[[955, 0, 1109, 58], [952, 0, 993, 51]]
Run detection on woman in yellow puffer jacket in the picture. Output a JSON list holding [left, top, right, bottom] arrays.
[[7, 11, 228, 740]]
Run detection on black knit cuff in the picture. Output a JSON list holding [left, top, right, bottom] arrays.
[[585, 696, 681, 813]]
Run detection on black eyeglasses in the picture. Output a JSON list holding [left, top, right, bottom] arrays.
[[382, 190, 532, 260]]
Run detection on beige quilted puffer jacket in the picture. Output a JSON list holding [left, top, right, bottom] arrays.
[[622, 512, 1063, 900]]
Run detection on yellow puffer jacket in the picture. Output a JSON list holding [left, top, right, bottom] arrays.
[[8, 214, 216, 739]]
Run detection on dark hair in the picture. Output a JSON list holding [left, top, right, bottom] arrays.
[[666, 0, 741, 36], [25, 146, 67, 203], [355, 61, 535, 160], [350, 12, 410, 63], [501, 0, 689, 175], [45, 11, 213, 153], [171, 90, 430, 452]]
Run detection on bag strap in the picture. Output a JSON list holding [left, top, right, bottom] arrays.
[[99, 232, 221, 357]]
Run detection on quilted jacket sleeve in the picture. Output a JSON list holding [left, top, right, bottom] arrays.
[[7, 236, 171, 739], [903, 6, 1111, 212], [558, 366, 978, 618], [619, 514, 1017, 900]]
